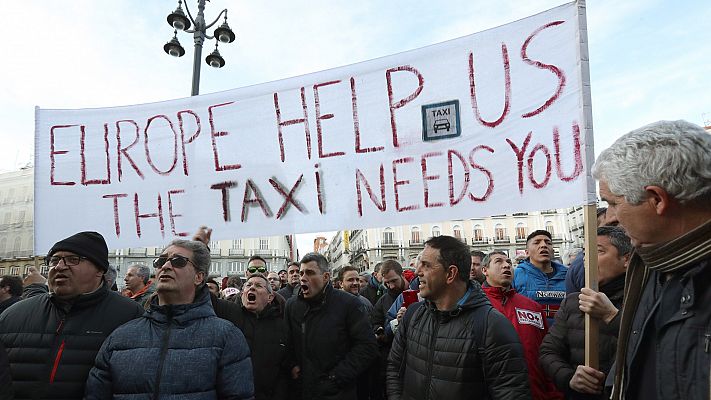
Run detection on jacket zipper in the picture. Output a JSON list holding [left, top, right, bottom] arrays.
[[48, 318, 66, 384], [705, 333, 710, 353], [49, 340, 66, 384], [424, 316, 439, 400], [153, 309, 174, 400]]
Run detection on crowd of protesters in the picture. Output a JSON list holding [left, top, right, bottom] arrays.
[[0, 119, 709, 399]]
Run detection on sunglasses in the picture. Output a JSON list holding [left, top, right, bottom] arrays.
[[153, 255, 195, 269], [247, 266, 267, 274]]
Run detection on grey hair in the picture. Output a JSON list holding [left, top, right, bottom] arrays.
[[597, 226, 632, 257], [246, 275, 273, 294], [128, 264, 151, 285], [300, 252, 330, 273], [166, 239, 210, 274], [592, 120, 711, 205], [104, 265, 118, 287]]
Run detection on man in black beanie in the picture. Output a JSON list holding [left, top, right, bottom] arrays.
[[0, 231, 143, 400]]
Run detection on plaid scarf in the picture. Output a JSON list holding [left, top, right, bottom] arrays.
[[612, 218, 711, 399]]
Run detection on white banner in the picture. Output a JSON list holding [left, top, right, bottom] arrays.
[[35, 2, 595, 254]]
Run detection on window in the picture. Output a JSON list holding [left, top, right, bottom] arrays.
[[516, 223, 527, 240], [40, 265, 49, 275], [10, 266, 20, 276], [210, 262, 221, 275], [259, 238, 269, 250], [209, 241, 219, 250], [431, 226, 441, 237], [17, 210, 25, 222], [383, 228, 394, 244], [0, 238, 6, 252], [411, 227, 421, 243], [232, 239, 242, 249], [229, 261, 243, 273], [3, 213, 10, 224], [545, 221, 555, 235], [453, 225, 462, 239], [0, 267, 5, 275], [495, 224, 506, 240], [473, 225, 483, 241], [13, 237, 21, 251]]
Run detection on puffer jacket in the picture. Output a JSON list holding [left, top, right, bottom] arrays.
[[538, 274, 624, 399], [85, 286, 254, 399], [0, 282, 143, 400], [512, 260, 567, 325], [284, 283, 378, 400], [386, 283, 530, 400], [482, 284, 563, 400]]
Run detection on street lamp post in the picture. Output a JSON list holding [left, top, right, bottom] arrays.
[[163, 0, 236, 96]]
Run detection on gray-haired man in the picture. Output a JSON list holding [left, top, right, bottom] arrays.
[[86, 239, 254, 399], [594, 120, 711, 400]]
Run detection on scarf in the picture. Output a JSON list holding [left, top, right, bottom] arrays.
[[612, 218, 711, 400]]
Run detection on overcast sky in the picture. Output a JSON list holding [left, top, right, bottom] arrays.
[[2, 0, 709, 255]]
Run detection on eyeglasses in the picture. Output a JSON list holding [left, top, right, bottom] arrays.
[[45, 255, 87, 267], [247, 266, 267, 274], [153, 255, 195, 269]]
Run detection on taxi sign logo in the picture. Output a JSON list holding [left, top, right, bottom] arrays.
[[421, 100, 461, 141]]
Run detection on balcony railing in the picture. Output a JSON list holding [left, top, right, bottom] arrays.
[[471, 237, 490, 244], [494, 236, 511, 243], [229, 248, 244, 256]]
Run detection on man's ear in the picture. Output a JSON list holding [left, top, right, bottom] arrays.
[[323, 271, 331, 282], [622, 253, 632, 269], [194, 271, 206, 286], [644, 185, 672, 216], [446, 265, 459, 284]]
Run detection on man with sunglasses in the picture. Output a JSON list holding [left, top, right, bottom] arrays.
[[246, 255, 269, 277], [0, 231, 144, 400], [86, 239, 254, 399]]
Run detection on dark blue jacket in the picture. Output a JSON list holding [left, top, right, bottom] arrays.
[[85, 286, 254, 400], [512, 260, 567, 326], [565, 251, 585, 294]]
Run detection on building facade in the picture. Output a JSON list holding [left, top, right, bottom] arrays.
[[0, 167, 37, 276], [326, 210, 580, 275]]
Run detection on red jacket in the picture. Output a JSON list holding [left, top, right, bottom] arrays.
[[483, 284, 563, 400]]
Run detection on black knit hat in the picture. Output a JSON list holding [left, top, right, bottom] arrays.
[[47, 231, 109, 272]]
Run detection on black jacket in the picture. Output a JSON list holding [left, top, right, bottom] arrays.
[[0, 296, 21, 315], [215, 297, 291, 400], [386, 283, 530, 400], [619, 258, 711, 399], [277, 283, 299, 301], [539, 275, 625, 399], [0, 341, 12, 400], [0, 282, 143, 400], [284, 283, 378, 400]]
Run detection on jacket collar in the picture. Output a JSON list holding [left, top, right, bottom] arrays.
[[146, 284, 216, 324], [518, 260, 567, 279], [49, 281, 108, 313], [481, 282, 516, 300]]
